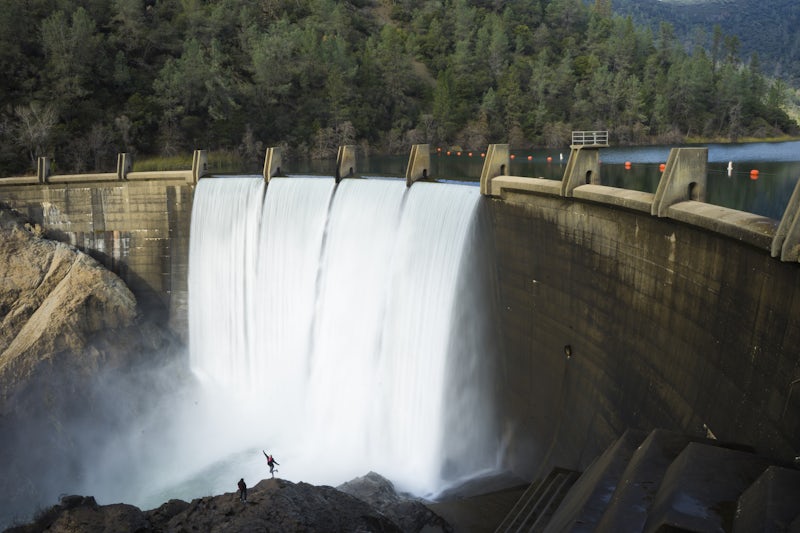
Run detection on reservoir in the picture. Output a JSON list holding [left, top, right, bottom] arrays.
[[288, 140, 800, 220]]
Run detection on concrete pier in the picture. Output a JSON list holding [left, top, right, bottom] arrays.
[[561, 146, 601, 196], [479, 144, 510, 196], [652, 147, 707, 216], [406, 144, 430, 187], [263, 147, 282, 182], [335, 145, 357, 182]]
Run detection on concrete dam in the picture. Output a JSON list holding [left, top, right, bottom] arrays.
[[2, 140, 799, 530]]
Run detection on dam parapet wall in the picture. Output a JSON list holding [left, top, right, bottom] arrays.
[[0, 151, 210, 339]]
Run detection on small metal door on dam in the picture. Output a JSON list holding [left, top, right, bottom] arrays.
[[1, 144, 799, 484]]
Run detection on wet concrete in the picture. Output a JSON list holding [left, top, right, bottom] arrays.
[[488, 188, 800, 483]]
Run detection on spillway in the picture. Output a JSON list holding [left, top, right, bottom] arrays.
[[187, 175, 500, 496]]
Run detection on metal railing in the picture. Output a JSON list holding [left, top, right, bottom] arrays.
[[571, 130, 609, 146]]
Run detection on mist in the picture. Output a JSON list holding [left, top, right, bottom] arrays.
[[0, 176, 506, 529]]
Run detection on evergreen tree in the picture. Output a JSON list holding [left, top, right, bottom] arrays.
[[0, 0, 796, 174]]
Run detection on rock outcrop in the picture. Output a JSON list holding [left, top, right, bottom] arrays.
[[0, 207, 175, 404], [0, 206, 182, 529], [338, 471, 452, 532], [6, 476, 452, 533]]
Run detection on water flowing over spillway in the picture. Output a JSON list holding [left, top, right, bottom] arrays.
[[186, 175, 500, 497]]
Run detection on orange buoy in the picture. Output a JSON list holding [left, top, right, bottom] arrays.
[[437, 147, 442, 153], [527, 155, 533, 161], [468, 152, 472, 157], [480, 152, 485, 158], [546, 156, 552, 162], [659, 163, 666, 172], [456, 151, 462, 156], [446, 151, 451, 156], [750, 169, 759, 180], [510, 154, 516, 160], [624, 161, 632, 169]]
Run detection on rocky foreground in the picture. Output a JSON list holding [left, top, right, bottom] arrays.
[[5, 472, 452, 533]]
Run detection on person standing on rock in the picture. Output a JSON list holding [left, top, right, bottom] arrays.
[[238, 478, 247, 503], [263, 451, 279, 477]]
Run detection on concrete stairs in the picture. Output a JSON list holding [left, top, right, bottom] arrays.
[[494, 468, 580, 532], [498, 428, 800, 532]]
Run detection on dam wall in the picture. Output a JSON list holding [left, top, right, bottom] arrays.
[[484, 148, 800, 481], [2, 143, 799, 483], [0, 154, 205, 338]]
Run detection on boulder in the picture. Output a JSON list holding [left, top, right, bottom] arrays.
[[0, 207, 174, 407], [338, 471, 453, 532]]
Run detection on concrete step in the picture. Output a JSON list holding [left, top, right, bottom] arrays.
[[426, 470, 530, 533], [428, 483, 528, 533], [733, 465, 800, 533], [542, 428, 649, 532], [594, 429, 701, 533], [643, 441, 773, 532], [495, 468, 580, 533], [533, 427, 800, 533]]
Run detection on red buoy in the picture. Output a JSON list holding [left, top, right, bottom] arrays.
[[624, 161, 632, 169], [659, 163, 666, 172], [750, 169, 759, 180]]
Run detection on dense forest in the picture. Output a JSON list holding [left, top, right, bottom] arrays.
[[0, 0, 797, 175], [611, 0, 800, 84]]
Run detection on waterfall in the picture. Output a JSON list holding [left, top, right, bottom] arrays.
[[188, 175, 499, 496], [188, 177, 265, 387]]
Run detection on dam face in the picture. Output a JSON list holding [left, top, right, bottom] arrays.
[[2, 146, 799, 490], [491, 188, 800, 479]]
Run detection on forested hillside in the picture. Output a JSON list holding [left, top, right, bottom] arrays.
[[611, 0, 800, 84], [0, 0, 797, 175]]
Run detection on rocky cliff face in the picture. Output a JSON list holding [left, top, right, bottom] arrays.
[[0, 208, 170, 401], [0, 206, 181, 528]]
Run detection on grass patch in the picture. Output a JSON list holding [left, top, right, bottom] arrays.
[[208, 150, 248, 173], [132, 154, 194, 172], [132, 150, 250, 174]]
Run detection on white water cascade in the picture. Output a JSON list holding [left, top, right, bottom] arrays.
[[186, 175, 500, 498]]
